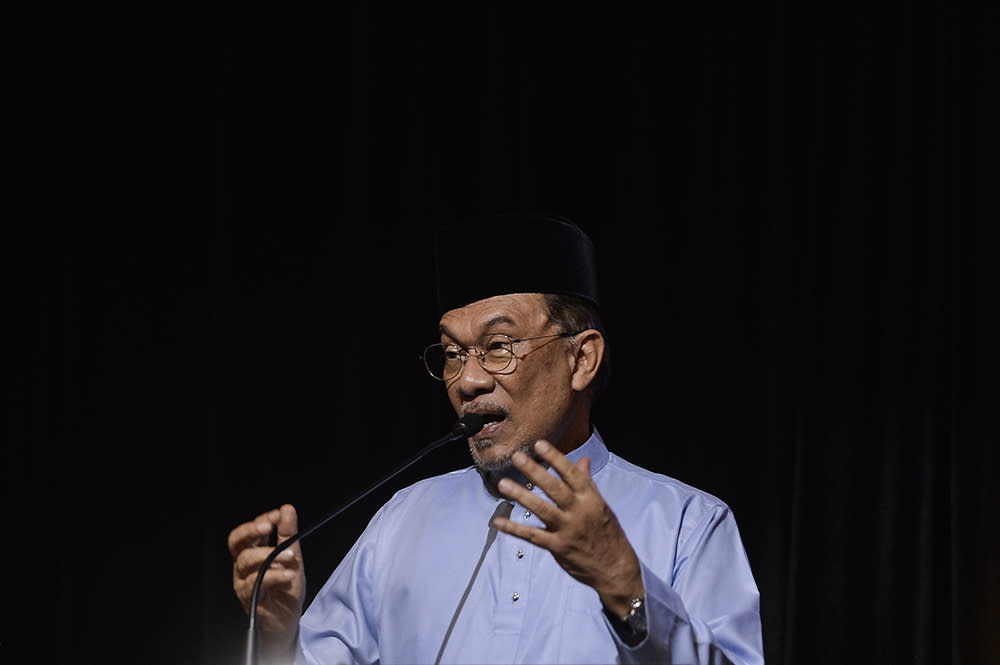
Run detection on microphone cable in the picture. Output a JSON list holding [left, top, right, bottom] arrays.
[[435, 500, 515, 665], [244, 413, 485, 665]]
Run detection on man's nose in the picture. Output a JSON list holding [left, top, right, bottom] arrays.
[[454, 354, 494, 397]]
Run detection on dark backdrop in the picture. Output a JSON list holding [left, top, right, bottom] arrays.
[[9, 3, 998, 665]]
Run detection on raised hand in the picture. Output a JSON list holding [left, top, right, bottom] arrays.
[[492, 440, 644, 617], [228, 504, 306, 644]]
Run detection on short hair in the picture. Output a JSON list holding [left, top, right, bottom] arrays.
[[544, 293, 611, 401]]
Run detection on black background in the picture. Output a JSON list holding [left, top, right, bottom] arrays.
[[9, 3, 998, 664]]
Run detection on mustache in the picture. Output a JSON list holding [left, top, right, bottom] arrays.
[[461, 401, 510, 419]]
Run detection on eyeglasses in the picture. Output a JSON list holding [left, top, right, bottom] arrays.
[[421, 331, 580, 381]]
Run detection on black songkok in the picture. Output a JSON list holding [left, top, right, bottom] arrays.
[[432, 211, 601, 317]]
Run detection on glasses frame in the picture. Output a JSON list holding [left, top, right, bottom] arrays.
[[420, 330, 581, 381]]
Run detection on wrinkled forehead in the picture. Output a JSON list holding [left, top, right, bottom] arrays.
[[438, 293, 551, 343]]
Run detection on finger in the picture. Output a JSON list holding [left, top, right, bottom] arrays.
[[235, 561, 300, 595], [508, 445, 573, 506], [496, 477, 564, 527], [233, 545, 303, 614], [227, 508, 281, 558], [227, 521, 268, 558], [234, 545, 300, 580], [276, 504, 300, 550], [512, 447, 576, 505], [492, 515, 557, 551], [532, 440, 591, 491]]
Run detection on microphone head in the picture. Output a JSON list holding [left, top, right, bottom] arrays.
[[456, 412, 485, 437]]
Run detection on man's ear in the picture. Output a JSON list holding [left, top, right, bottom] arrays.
[[569, 330, 605, 393]]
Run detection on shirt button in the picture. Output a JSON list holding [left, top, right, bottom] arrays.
[[512, 593, 520, 601], [524, 510, 532, 518], [526, 482, 533, 490], [516, 549, 524, 559]]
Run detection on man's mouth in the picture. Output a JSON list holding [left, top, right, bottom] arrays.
[[467, 409, 506, 439]]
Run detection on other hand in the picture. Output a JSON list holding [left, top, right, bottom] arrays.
[[228, 504, 306, 641]]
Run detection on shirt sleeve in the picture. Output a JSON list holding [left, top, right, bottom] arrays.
[[609, 505, 764, 665], [294, 505, 389, 665]]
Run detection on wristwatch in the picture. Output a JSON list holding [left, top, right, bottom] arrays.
[[603, 597, 647, 645]]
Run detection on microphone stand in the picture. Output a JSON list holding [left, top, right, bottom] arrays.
[[244, 414, 484, 665]]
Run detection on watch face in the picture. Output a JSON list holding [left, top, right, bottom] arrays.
[[626, 600, 647, 634]]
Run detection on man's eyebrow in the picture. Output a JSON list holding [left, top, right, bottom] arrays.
[[481, 314, 517, 330], [438, 314, 518, 340]]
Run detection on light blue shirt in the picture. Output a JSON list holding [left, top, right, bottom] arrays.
[[297, 430, 763, 664]]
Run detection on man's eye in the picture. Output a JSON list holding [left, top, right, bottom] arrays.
[[443, 348, 463, 360], [478, 334, 510, 352]]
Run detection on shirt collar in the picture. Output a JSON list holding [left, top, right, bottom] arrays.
[[564, 427, 611, 475], [477, 427, 610, 499]]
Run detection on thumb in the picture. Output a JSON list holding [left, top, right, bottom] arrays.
[[276, 503, 299, 545]]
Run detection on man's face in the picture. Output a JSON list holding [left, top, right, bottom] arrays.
[[438, 293, 577, 471]]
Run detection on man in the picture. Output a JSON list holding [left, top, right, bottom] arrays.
[[228, 213, 763, 664]]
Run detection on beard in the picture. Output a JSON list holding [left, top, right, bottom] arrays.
[[468, 437, 538, 472]]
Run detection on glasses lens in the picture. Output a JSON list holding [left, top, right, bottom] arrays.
[[478, 334, 513, 373], [423, 344, 462, 380]]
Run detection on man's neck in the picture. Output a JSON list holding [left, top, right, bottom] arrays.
[[476, 425, 595, 499]]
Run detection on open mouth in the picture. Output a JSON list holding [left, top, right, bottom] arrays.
[[467, 409, 506, 438]]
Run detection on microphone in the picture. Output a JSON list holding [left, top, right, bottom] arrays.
[[244, 413, 485, 665]]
